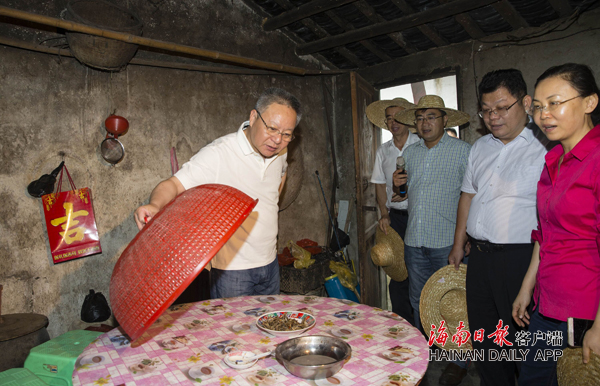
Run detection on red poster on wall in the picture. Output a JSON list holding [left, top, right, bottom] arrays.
[[41, 166, 101, 263]]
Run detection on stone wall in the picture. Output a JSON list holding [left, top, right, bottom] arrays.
[[0, 0, 343, 337]]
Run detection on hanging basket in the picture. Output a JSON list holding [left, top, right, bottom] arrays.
[[65, 0, 143, 71]]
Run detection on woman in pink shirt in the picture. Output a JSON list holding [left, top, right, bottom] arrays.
[[512, 63, 600, 385]]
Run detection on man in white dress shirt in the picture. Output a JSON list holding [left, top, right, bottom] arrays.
[[448, 69, 549, 386], [367, 98, 419, 326]]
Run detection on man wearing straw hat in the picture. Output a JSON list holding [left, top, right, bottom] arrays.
[[366, 98, 420, 326], [447, 69, 549, 386], [394, 95, 471, 386]]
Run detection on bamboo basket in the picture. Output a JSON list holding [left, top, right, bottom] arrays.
[[65, 0, 143, 71]]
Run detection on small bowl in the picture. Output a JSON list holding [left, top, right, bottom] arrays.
[[275, 335, 351, 380], [256, 311, 316, 336], [223, 351, 258, 369]]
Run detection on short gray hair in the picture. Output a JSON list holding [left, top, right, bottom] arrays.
[[255, 88, 302, 126]]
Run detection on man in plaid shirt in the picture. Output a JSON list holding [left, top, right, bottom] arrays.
[[394, 94, 471, 386]]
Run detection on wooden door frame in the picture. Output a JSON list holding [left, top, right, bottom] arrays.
[[350, 71, 382, 308]]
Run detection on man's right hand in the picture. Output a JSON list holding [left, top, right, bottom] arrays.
[[378, 214, 391, 235], [134, 204, 160, 230], [448, 244, 465, 269], [393, 169, 407, 187]]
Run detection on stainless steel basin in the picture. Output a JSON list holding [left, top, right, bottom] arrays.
[[275, 335, 352, 380]]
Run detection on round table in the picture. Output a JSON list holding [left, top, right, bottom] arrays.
[[72, 295, 429, 385]]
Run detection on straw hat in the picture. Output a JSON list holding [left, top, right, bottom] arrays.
[[395, 95, 470, 128], [420, 264, 472, 352], [366, 98, 416, 131], [370, 227, 408, 282], [557, 347, 600, 386]]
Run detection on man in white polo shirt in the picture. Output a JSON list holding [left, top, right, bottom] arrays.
[[448, 69, 549, 386], [134, 88, 301, 299]]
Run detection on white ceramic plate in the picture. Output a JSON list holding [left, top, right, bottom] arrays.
[[223, 351, 258, 369]]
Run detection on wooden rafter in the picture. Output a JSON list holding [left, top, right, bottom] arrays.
[[262, 0, 358, 31], [492, 0, 529, 30], [437, 0, 486, 39], [323, 9, 392, 62], [350, 1, 418, 54], [387, 0, 448, 46], [296, 0, 498, 55], [240, 0, 340, 69], [547, 0, 573, 17], [270, 0, 365, 68]]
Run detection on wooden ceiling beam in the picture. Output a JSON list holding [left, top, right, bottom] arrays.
[[296, 0, 498, 55], [268, 0, 365, 68], [240, 0, 339, 69], [323, 8, 391, 62], [547, 0, 573, 17], [263, 0, 358, 31], [437, 0, 486, 39], [492, 0, 529, 30], [386, 0, 448, 46]]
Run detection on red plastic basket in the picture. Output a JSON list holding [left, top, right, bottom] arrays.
[[110, 184, 258, 341]]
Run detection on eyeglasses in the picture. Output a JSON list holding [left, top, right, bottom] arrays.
[[530, 95, 582, 115], [414, 115, 444, 125], [478, 95, 524, 119], [256, 110, 295, 142]]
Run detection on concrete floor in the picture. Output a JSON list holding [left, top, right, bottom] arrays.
[[420, 358, 480, 386]]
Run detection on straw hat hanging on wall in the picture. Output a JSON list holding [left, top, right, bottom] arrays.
[[420, 264, 472, 352], [557, 347, 600, 386], [370, 227, 408, 282], [365, 98, 417, 133]]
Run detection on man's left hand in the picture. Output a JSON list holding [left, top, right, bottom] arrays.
[[391, 193, 407, 202]]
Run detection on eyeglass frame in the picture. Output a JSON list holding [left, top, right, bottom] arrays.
[[477, 95, 525, 119], [255, 109, 295, 142], [530, 95, 582, 115], [414, 114, 444, 125]]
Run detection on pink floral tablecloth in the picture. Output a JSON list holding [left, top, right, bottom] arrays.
[[72, 295, 429, 386]]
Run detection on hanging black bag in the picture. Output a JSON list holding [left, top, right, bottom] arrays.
[[81, 289, 111, 323]]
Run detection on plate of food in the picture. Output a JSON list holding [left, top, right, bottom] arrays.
[[256, 311, 316, 336]]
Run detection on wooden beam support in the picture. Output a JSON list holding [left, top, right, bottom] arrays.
[[0, 5, 308, 75], [386, 32, 417, 54], [387, 0, 448, 46], [242, 0, 340, 70], [492, 0, 529, 30], [296, 0, 497, 55], [547, 0, 573, 17], [262, 0, 358, 31], [437, 0, 486, 39], [268, 0, 365, 68], [0, 35, 346, 75], [324, 9, 391, 62]]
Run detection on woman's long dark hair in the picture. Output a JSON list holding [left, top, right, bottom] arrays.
[[535, 63, 600, 126]]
